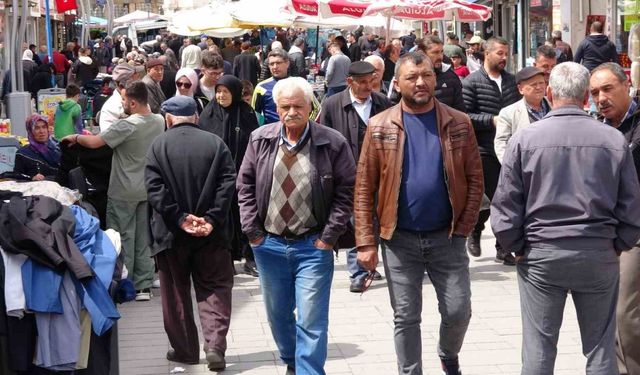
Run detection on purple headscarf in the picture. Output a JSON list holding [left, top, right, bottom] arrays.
[[25, 114, 55, 160]]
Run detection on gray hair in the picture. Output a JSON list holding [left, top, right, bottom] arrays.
[[364, 54, 384, 69], [272, 77, 314, 106], [268, 48, 289, 61], [549, 62, 590, 102], [591, 62, 628, 84], [166, 113, 198, 127]]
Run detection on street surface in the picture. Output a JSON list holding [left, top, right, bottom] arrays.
[[119, 230, 586, 375]]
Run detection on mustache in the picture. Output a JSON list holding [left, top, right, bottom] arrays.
[[598, 99, 613, 109]]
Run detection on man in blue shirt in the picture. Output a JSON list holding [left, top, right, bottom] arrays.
[[355, 52, 483, 375]]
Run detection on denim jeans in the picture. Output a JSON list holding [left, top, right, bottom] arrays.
[[382, 229, 471, 375], [252, 233, 334, 375]]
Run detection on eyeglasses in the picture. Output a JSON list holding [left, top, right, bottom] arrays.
[[204, 68, 224, 77], [176, 81, 192, 89], [360, 271, 376, 295]]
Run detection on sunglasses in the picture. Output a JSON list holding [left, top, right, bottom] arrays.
[[176, 81, 192, 89], [360, 271, 377, 295]]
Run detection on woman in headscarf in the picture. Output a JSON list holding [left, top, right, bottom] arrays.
[[198, 75, 259, 276], [174, 67, 206, 114], [13, 114, 61, 181], [21, 49, 38, 93]]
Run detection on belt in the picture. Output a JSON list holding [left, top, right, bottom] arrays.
[[269, 230, 318, 241]]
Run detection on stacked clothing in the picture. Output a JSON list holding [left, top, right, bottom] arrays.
[[0, 188, 123, 374]]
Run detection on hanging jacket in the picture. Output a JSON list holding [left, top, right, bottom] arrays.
[[0, 195, 92, 280]]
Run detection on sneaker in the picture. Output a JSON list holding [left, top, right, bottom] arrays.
[[205, 349, 225, 371], [441, 357, 462, 375], [349, 277, 366, 293], [135, 288, 151, 301], [372, 270, 383, 280], [152, 279, 161, 288]]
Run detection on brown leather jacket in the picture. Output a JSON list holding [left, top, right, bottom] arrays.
[[354, 100, 484, 248]]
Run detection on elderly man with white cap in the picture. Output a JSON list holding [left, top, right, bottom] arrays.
[[146, 95, 237, 371]]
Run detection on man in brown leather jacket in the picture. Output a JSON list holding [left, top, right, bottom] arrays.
[[354, 51, 483, 375]]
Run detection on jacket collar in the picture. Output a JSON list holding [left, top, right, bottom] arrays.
[[339, 88, 387, 109], [387, 99, 454, 130], [543, 105, 589, 119], [257, 120, 331, 146]]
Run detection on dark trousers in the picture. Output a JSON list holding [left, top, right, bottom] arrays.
[[474, 154, 501, 234], [616, 246, 640, 374], [156, 242, 234, 361]]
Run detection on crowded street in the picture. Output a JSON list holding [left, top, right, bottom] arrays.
[[118, 233, 586, 375], [1, 0, 640, 374]]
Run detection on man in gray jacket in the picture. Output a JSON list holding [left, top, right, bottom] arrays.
[[325, 42, 351, 97], [491, 62, 640, 375]]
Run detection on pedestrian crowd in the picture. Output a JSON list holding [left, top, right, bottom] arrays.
[[1, 19, 638, 375]]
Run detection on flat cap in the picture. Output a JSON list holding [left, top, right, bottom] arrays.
[[515, 66, 544, 84], [348, 61, 376, 76], [468, 36, 483, 45], [145, 58, 163, 69], [112, 63, 135, 82], [161, 96, 197, 117]]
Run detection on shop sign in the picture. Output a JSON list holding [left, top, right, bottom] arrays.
[[624, 0, 640, 31]]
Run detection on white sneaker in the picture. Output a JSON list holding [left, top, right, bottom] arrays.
[[135, 288, 151, 301], [152, 279, 161, 288]]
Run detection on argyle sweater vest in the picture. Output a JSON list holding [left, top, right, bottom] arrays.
[[264, 142, 317, 236]]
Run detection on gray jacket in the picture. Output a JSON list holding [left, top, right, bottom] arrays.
[[491, 106, 640, 254], [142, 75, 166, 114], [237, 121, 356, 246]]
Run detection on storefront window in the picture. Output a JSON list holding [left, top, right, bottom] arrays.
[[529, 0, 553, 57], [617, 0, 639, 68]]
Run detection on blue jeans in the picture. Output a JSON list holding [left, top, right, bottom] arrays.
[[325, 85, 347, 97], [252, 234, 334, 375], [347, 247, 368, 281]]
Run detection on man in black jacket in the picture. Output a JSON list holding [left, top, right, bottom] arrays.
[[318, 61, 392, 292], [418, 35, 466, 112], [590, 62, 640, 375], [233, 41, 260, 86], [347, 33, 362, 62], [574, 21, 619, 72], [145, 96, 237, 371], [462, 36, 521, 265]]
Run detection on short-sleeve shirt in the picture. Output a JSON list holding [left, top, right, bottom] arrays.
[[100, 113, 164, 201]]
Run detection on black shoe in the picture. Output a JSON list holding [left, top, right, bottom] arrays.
[[372, 270, 383, 280], [166, 349, 199, 365], [243, 260, 259, 277], [205, 349, 225, 371], [349, 277, 366, 293], [441, 357, 462, 375], [285, 365, 296, 375], [465, 231, 482, 257], [495, 250, 516, 266]]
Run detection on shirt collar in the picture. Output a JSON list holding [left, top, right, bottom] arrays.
[[349, 89, 372, 106], [603, 98, 638, 126], [280, 122, 310, 150]]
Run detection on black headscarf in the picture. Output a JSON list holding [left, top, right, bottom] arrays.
[[198, 75, 258, 170]]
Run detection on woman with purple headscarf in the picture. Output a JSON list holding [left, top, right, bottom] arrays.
[[13, 114, 61, 181]]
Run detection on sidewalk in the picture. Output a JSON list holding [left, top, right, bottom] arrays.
[[118, 232, 587, 375]]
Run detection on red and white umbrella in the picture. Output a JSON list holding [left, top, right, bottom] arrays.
[[363, 0, 492, 22], [288, 0, 370, 18]]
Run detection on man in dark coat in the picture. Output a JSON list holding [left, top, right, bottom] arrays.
[[145, 96, 237, 371], [232, 41, 260, 87], [347, 33, 362, 62], [418, 35, 466, 112], [590, 62, 640, 375], [318, 61, 392, 292], [462, 36, 521, 264], [574, 21, 619, 72]]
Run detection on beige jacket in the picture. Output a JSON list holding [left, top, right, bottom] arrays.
[[495, 97, 550, 163]]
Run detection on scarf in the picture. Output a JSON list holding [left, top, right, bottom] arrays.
[[26, 114, 60, 166]]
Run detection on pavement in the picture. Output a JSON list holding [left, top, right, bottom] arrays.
[[118, 231, 587, 375]]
